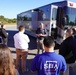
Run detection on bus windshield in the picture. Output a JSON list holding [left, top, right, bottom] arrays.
[[65, 7, 76, 26]]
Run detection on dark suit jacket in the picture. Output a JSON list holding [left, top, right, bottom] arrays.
[[59, 36, 76, 64], [0, 28, 8, 43]]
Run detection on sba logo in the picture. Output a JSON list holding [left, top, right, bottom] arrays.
[[44, 61, 58, 72]]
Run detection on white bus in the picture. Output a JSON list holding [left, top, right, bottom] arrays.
[[17, 0, 76, 44]]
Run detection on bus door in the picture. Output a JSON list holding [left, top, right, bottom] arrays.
[[50, 5, 58, 39], [56, 7, 65, 44]]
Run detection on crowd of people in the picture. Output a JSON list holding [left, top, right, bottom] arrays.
[[0, 23, 76, 75]]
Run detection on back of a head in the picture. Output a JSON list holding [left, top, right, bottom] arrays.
[[39, 23, 44, 28], [40, 23, 43, 26], [1, 24, 4, 28], [43, 36, 55, 48], [0, 44, 16, 75], [66, 29, 73, 36], [19, 25, 25, 31]]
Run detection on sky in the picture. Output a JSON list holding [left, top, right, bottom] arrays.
[[0, 0, 76, 19]]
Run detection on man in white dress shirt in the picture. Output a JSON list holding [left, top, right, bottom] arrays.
[[14, 25, 30, 73]]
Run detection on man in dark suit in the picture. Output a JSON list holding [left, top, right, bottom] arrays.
[[0, 25, 8, 45], [36, 23, 47, 54], [59, 29, 76, 75]]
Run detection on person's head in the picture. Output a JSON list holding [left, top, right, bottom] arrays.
[[1, 25, 6, 29], [43, 36, 55, 52], [39, 23, 44, 29], [0, 44, 16, 75], [66, 29, 73, 38], [18, 25, 25, 33]]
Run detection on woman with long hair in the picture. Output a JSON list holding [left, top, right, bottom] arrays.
[[0, 44, 19, 75]]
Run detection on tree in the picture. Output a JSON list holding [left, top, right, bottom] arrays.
[[0, 15, 17, 24]]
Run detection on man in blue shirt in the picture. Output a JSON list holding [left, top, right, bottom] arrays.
[[31, 36, 66, 75]]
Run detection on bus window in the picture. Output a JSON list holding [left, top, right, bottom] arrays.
[[52, 8, 57, 20], [17, 11, 32, 30], [37, 5, 50, 21], [64, 7, 76, 26]]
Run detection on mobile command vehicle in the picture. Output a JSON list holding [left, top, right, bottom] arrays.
[[17, 0, 76, 44]]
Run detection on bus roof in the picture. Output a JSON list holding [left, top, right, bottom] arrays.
[[17, 0, 76, 16]]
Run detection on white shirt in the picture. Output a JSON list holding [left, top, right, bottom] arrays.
[[14, 32, 30, 50]]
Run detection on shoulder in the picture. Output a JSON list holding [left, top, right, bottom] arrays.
[[23, 34, 29, 37], [15, 33, 18, 35], [61, 39, 67, 46], [65, 36, 76, 44], [2, 28, 5, 31], [14, 33, 18, 37], [33, 54, 43, 61], [0, 28, 4, 32], [35, 53, 49, 60], [34, 54, 41, 59], [58, 54, 64, 58], [58, 54, 65, 61], [55, 53, 65, 59], [72, 37, 76, 41], [52, 52, 65, 60]]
